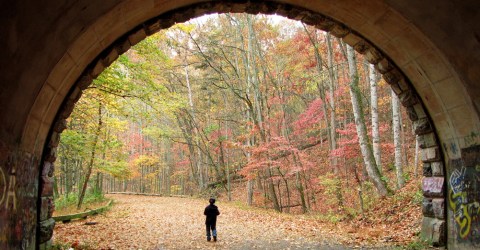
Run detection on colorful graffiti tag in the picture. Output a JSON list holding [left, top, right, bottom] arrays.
[[449, 167, 480, 238], [449, 145, 480, 245]]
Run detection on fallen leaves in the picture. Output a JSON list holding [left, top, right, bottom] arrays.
[[53, 188, 422, 249]]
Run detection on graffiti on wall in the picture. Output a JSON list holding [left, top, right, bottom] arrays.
[[0, 162, 17, 211], [449, 145, 480, 244], [0, 153, 37, 249]]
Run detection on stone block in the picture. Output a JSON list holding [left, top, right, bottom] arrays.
[[52, 119, 67, 133], [411, 103, 427, 120], [44, 147, 58, 163], [399, 90, 419, 107], [288, 11, 303, 21], [421, 217, 445, 246], [40, 176, 54, 196], [421, 147, 441, 162], [175, 10, 195, 24], [396, 78, 411, 92], [413, 118, 432, 135], [353, 39, 371, 54], [145, 19, 161, 35], [260, 2, 279, 15], [432, 220, 446, 246], [389, 82, 403, 96], [375, 58, 393, 74], [301, 12, 326, 27], [432, 198, 445, 219], [48, 132, 61, 148], [39, 218, 55, 244], [230, 2, 248, 13], [329, 23, 350, 38], [423, 163, 432, 177], [114, 37, 131, 56], [39, 196, 54, 221], [422, 198, 434, 217], [193, 3, 217, 17], [211, 1, 231, 13], [158, 16, 176, 29], [101, 48, 119, 68], [77, 73, 93, 90], [414, 104, 428, 118], [91, 59, 105, 78], [422, 177, 444, 197], [41, 161, 54, 177], [60, 99, 76, 119], [382, 68, 403, 86], [343, 32, 363, 48], [365, 46, 383, 64], [431, 162, 444, 176], [128, 28, 147, 47], [406, 105, 418, 121], [69, 86, 82, 103], [313, 16, 335, 32], [418, 133, 437, 149], [248, 2, 272, 15]]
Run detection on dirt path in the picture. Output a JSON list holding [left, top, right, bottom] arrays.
[[53, 194, 365, 249]]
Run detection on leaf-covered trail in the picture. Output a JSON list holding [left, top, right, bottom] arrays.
[[53, 194, 362, 249]]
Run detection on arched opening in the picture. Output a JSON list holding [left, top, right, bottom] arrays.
[[1, 1, 479, 249], [40, 2, 447, 247], [48, 13, 434, 249]]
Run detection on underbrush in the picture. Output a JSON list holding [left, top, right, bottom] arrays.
[[224, 174, 424, 247], [54, 190, 108, 216]]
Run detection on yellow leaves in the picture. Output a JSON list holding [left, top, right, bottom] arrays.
[[174, 23, 196, 34], [132, 155, 159, 168]]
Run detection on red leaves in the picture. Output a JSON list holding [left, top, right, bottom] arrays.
[[239, 136, 302, 179], [293, 98, 325, 135]]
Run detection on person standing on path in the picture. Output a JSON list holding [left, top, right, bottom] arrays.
[[204, 198, 220, 242]]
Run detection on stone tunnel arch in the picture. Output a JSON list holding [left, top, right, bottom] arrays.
[[1, 1, 479, 249], [39, 1, 446, 246]]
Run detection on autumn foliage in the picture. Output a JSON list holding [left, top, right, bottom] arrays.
[[54, 13, 423, 248]]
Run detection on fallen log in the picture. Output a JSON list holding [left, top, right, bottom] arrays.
[[52, 200, 113, 223]]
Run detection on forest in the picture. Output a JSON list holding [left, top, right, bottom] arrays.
[[54, 14, 422, 221]]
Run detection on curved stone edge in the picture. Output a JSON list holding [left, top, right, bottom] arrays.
[[37, 1, 447, 247], [52, 200, 113, 223]]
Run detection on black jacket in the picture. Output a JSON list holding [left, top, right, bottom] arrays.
[[204, 204, 220, 225]]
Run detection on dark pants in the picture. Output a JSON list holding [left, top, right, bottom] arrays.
[[206, 223, 217, 237]]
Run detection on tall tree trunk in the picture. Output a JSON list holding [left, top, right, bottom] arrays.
[[246, 136, 254, 206], [53, 176, 60, 198], [78, 103, 103, 209], [293, 153, 308, 213], [266, 167, 281, 211], [326, 34, 344, 207], [326, 34, 337, 170], [345, 45, 389, 197], [184, 51, 204, 190], [392, 89, 405, 188], [369, 63, 382, 173]]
